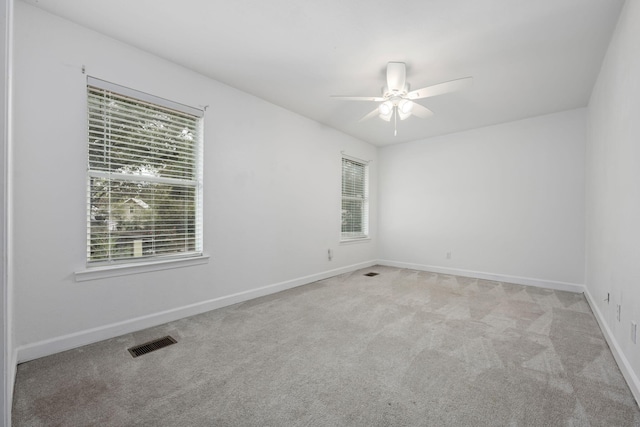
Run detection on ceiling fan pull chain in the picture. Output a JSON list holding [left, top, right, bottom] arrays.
[[394, 107, 398, 136]]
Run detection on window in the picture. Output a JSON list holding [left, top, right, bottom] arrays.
[[341, 156, 369, 240], [87, 77, 203, 265]]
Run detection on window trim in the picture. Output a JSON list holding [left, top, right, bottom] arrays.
[[340, 153, 370, 242], [75, 254, 210, 282], [85, 77, 204, 267]]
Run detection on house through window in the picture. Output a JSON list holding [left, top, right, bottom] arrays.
[[341, 156, 369, 240], [86, 77, 203, 264]]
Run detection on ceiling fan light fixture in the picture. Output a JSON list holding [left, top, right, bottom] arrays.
[[379, 101, 393, 116], [379, 112, 392, 122], [398, 108, 411, 121], [399, 99, 413, 115]]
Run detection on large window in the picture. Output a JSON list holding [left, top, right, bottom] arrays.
[[87, 77, 203, 264], [341, 156, 369, 240]]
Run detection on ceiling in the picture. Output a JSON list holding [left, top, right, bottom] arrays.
[[23, 0, 624, 146]]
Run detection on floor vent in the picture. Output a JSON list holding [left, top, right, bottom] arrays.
[[364, 272, 379, 277], [128, 336, 177, 358]]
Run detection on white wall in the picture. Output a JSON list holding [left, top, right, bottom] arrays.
[[12, 2, 377, 361], [1, 0, 12, 424], [379, 109, 586, 290], [585, 0, 640, 402]]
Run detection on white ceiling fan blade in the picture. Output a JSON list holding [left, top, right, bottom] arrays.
[[407, 77, 473, 100], [330, 95, 385, 102], [386, 62, 406, 92], [358, 108, 381, 122], [411, 102, 434, 118]]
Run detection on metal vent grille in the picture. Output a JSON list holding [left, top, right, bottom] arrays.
[[128, 336, 177, 358], [364, 272, 379, 277]]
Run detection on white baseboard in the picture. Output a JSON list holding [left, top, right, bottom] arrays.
[[16, 260, 376, 363], [377, 259, 585, 293], [584, 289, 640, 406]]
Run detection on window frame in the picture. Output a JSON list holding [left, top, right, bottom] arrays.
[[341, 154, 370, 242], [84, 77, 205, 268]]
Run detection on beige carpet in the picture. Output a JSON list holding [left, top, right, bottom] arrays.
[[12, 266, 640, 426]]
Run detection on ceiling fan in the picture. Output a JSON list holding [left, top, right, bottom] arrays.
[[331, 62, 473, 135]]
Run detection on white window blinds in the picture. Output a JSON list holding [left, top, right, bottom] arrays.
[[341, 157, 369, 240], [87, 78, 203, 264]]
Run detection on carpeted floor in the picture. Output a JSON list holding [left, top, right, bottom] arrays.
[[12, 266, 640, 426]]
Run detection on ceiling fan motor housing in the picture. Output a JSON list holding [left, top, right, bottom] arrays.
[[386, 62, 407, 92]]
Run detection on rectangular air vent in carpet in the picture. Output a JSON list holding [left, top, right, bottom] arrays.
[[128, 336, 177, 358], [364, 272, 379, 277]]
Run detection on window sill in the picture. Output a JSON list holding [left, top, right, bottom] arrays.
[[340, 237, 371, 245], [75, 254, 210, 282]]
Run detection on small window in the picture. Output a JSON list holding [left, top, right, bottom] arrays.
[[341, 156, 369, 240], [86, 77, 203, 265]]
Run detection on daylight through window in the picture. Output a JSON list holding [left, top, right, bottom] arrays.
[[341, 156, 369, 240], [87, 78, 203, 264]]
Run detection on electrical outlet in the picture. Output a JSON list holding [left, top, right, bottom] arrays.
[[632, 322, 637, 344], [327, 248, 333, 261], [446, 252, 452, 259], [616, 304, 621, 322], [605, 293, 610, 303]]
